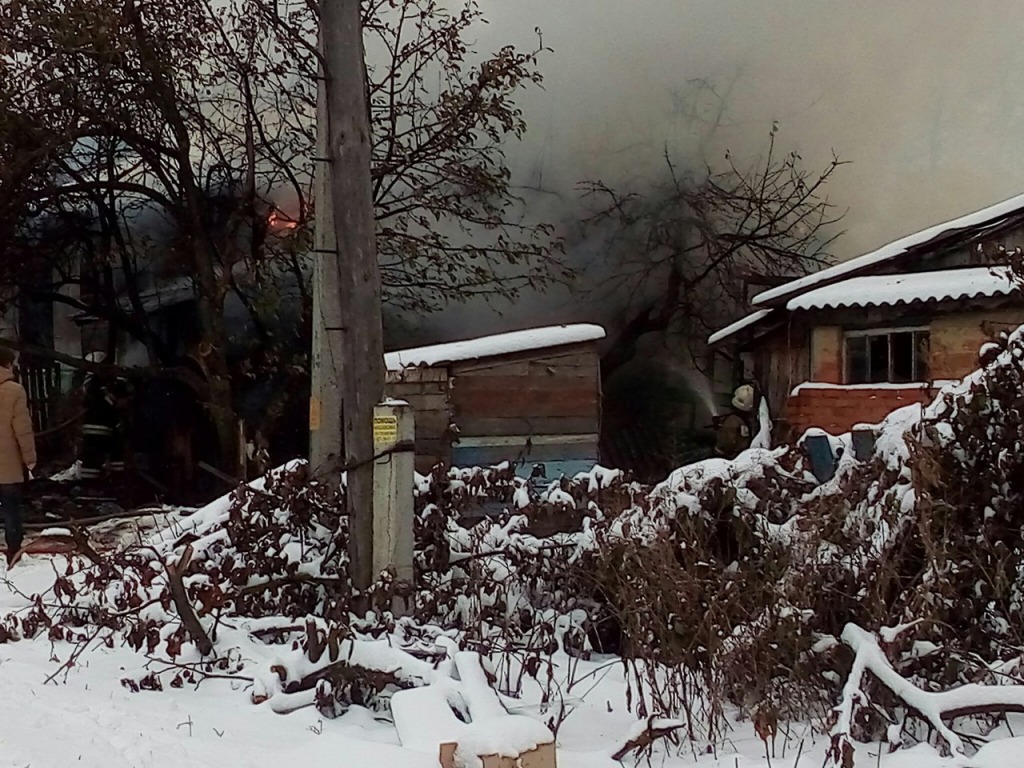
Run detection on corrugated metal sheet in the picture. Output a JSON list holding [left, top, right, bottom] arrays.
[[754, 191, 1024, 307], [707, 309, 774, 346], [786, 266, 1018, 311]]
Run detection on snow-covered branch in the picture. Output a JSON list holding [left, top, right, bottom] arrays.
[[831, 623, 1024, 763]]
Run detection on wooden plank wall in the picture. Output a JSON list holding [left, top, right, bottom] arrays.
[[18, 359, 63, 433], [451, 345, 599, 435], [754, 325, 810, 419], [449, 343, 601, 472]]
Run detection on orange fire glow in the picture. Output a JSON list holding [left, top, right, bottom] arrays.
[[267, 209, 300, 233]]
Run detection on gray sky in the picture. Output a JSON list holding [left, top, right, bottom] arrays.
[[473, 0, 1024, 259]]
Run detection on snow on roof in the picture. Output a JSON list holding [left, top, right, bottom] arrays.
[[787, 266, 1018, 311], [138, 276, 196, 313], [707, 309, 774, 346], [754, 191, 1024, 306], [385, 323, 605, 371]]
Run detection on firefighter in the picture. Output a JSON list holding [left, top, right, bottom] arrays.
[[79, 353, 131, 481], [714, 384, 756, 460]]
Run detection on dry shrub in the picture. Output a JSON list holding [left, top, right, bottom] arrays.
[[577, 326, 1024, 748]]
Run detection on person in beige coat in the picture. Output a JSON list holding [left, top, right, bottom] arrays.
[[0, 348, 36, 566]]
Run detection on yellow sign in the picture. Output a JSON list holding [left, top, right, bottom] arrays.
[[373, 415, 398, 446], [309, 397, 321, 431]]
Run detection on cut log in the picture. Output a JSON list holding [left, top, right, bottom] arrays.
[[439, 741, 556, 768]]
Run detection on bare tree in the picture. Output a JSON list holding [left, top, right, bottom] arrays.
[[0, 0, 565, 473], [582, 126, 845, 381], [244, 0, 568, 310]]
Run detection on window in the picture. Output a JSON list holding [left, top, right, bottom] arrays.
[[844, 329, 929, 384]]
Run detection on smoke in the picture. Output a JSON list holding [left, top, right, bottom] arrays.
[[408, 1, 1024, 342], [472, 0, 1024, 257]]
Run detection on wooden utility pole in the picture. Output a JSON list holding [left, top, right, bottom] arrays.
[[310, 63, 342, 474], [312, 0, 385, 589]]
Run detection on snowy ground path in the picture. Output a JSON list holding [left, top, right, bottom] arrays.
[[2, 554, 1022, 768], [0, 556, 439, 768]]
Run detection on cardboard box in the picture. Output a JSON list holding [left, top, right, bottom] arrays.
[[439, 740, 557, 768]]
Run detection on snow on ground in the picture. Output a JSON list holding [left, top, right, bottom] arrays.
[[2, 553, 1023, 767], [0, 556, 433, 768], [11, 348, 1024, 768]]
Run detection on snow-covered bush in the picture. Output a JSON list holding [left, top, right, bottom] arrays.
[[0, 460, 614, 722], [592, 325, 1024, 753]]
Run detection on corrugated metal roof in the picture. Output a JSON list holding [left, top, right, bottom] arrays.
[[753, 191, 1024, 307], [787, 266, 1018, 311], [707, 309, 774, 346]]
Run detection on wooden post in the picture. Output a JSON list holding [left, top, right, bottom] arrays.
[[372, 402, 415, 594], [315, 0, 385, 588], [237, 419, 248, 480]]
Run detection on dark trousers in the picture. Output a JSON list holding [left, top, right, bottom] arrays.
[[81, 424, 125, 479], [0, 483, 23, 554]]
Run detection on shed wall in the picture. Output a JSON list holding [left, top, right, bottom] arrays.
[[929, 306, 1024, 379], [385, 342, 602, 476], [384, 367, 452, 473], [450, 345, 601, 476], [748, 324, 810, 420]]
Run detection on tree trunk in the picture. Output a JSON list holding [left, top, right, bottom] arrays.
[[600, 304, 674, 384], [601, 266, 683, 384], [320, 0, 385, 589], [192, 290, 240, 478], [120, 0, 241, 477]]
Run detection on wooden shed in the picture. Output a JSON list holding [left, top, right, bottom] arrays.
[[384, 324, 605, 477]]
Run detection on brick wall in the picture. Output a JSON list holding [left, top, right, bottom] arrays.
[[384, 367, 452, 472], [785, 306, 1024, 435], [383, 344, 602, 472], [787, 385, 935, 435]]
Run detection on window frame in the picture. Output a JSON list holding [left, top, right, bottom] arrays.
[[842, 326, 930, 384]]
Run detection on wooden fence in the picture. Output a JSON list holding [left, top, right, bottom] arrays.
[[19, 360, 63, 433]]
